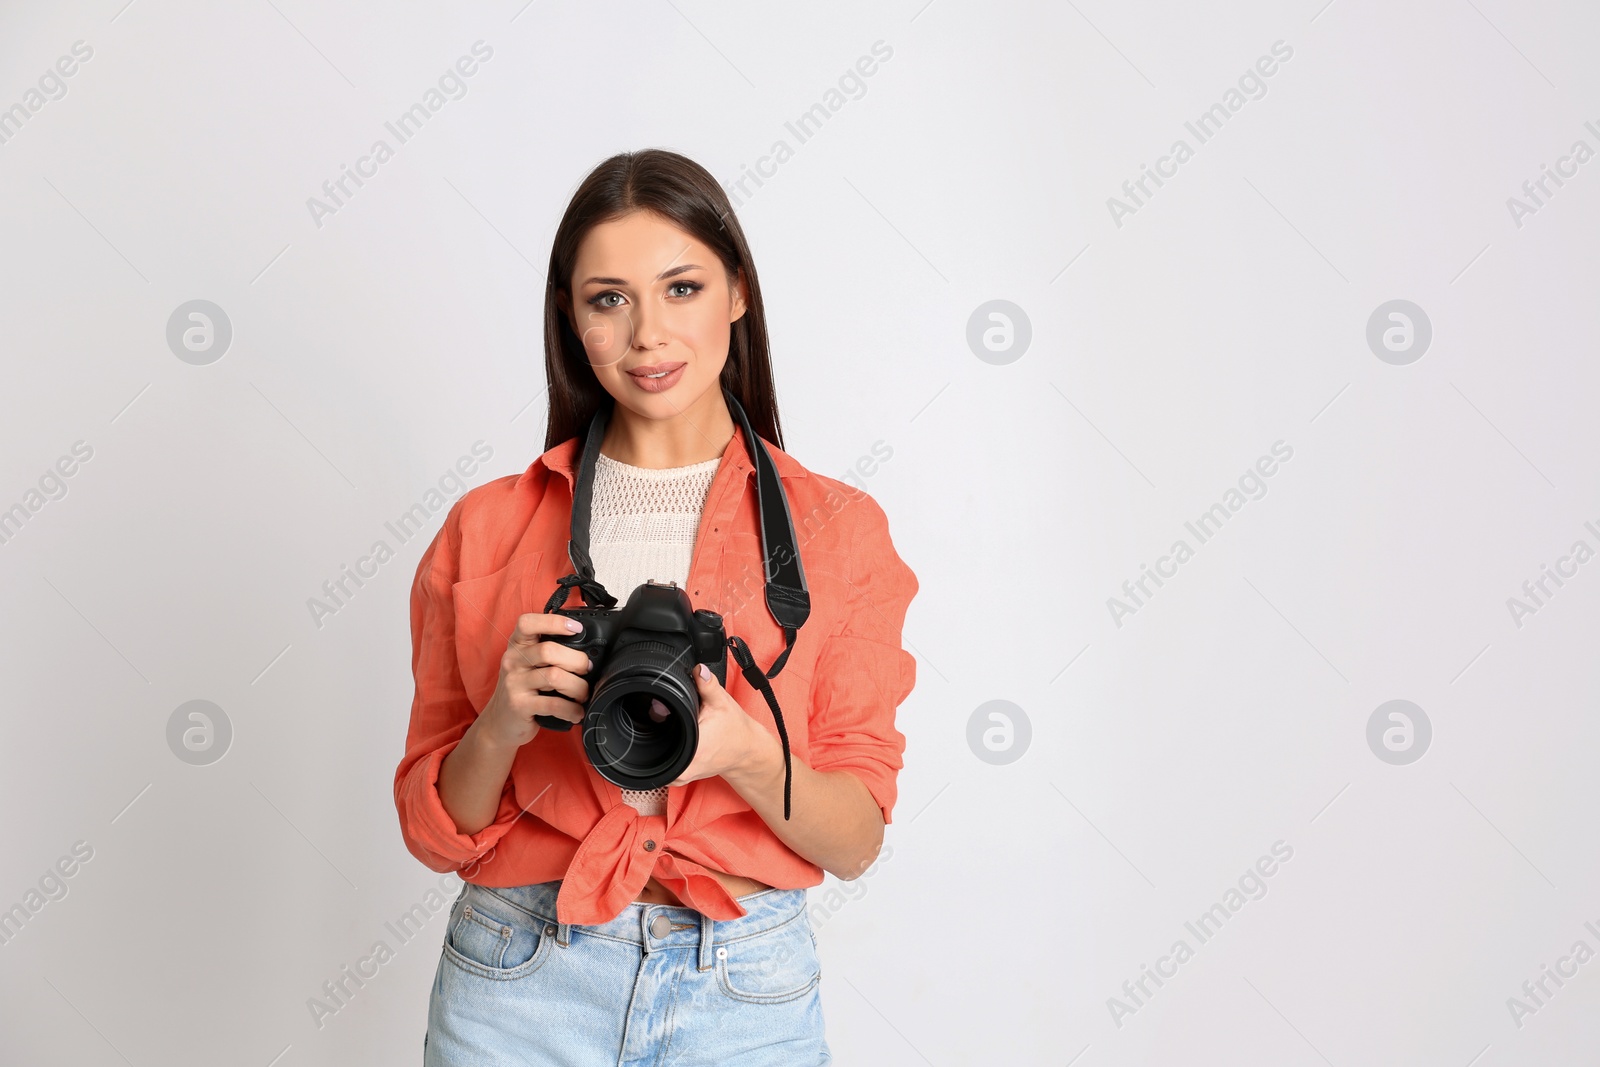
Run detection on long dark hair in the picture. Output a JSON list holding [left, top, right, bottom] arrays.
[[542, 149, 783, 452]]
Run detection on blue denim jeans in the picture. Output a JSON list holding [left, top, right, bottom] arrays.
[[424, 879, 831, 1065]]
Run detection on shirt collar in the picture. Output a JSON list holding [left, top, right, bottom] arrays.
[[522, 417, 808, 492]]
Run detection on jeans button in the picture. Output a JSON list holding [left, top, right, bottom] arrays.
[[649, 914, 670, 939]]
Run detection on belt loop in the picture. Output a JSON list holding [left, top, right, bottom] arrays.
[[544, 880, 571, 947], [698, 910, 715, 971]]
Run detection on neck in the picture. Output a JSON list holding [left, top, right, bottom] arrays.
[[598, 387, 737, 468]]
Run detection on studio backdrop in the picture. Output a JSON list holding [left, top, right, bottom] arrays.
[[2, 1, 1598, 1064]]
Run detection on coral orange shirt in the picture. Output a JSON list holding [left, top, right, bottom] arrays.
[[393, 422, 919, 925]]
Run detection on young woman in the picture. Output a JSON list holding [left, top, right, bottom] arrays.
[[394, 149, 919, 1065]]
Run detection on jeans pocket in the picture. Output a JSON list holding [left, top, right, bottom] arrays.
[[442, 885, 553, 981], [715, 913, 821, 1005]]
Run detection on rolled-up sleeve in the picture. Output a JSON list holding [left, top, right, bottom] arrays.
[[393, 502, 524, 872], [806, 493, 919, 826]]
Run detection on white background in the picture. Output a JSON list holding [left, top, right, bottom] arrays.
[[2, 1, 1598, 1064]]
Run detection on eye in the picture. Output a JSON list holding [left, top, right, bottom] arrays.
[[587, 291, 626, 309], [668, 281, 703, 298]]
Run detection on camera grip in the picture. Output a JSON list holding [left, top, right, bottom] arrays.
[[534, 621, 595, 732]]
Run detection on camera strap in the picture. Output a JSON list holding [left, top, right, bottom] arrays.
[[545, 387, 812, 819], [542, 397, 620, 614]]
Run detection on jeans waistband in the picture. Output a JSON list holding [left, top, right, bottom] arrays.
[[462, 880, 808, 973]]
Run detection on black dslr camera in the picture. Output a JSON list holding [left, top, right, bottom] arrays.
[[534, 580, 729, 791]]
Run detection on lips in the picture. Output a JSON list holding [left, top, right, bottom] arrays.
[[626, 361, 687, 393]]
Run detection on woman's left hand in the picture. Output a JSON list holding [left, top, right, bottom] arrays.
[[665, 663, 778, 788]]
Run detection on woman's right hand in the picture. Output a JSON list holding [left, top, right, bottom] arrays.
[[476, 613, 594, 751]]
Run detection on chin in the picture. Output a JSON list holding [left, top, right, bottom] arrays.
[[613, 397, 675, 421]]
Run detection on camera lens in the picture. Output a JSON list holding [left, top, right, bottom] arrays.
[[582, 637, 700, 789]]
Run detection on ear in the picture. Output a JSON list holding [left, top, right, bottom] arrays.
[[728, 268, 748, 324]]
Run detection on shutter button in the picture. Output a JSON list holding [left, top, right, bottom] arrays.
[[649, 914, 671, 939]]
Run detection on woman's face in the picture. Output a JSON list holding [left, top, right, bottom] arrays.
[[563, 210, 747, 422]]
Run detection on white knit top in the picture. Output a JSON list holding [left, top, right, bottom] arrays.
[[589, 449, 722, 816]]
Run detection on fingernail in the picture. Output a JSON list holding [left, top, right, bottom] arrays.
[[565, 618, 583, 633], [698, 663, 711, 680], [586, 656, 595, 673]]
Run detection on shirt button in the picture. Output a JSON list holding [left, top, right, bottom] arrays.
[[644, 839, 656, 851], [649, 914, 671, 939]]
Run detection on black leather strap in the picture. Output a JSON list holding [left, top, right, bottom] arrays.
[[722, 386, 811, 657], [728, 633, 794, 820], [543, 572, 614, 613], [564, 400, 613, 600]]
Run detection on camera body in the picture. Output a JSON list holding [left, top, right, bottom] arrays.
[[536, 580, 729, 790]]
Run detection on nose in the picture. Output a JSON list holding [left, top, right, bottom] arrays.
[[629, 299, 669, 350]]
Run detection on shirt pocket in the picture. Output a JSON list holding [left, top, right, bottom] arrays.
[[450, 551, 546, 711]]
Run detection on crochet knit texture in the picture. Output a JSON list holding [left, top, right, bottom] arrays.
[[588, 450, 722, 816]]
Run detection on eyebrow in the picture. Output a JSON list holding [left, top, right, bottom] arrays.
[[581, 263, 707, 287]]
